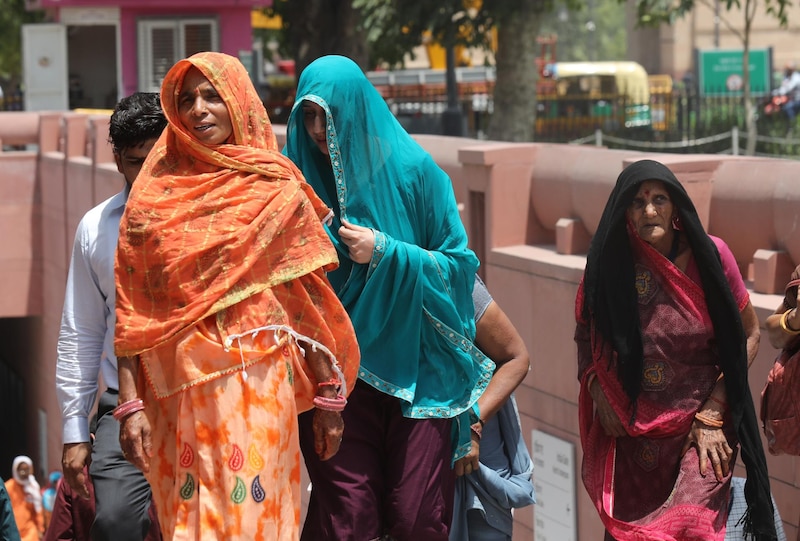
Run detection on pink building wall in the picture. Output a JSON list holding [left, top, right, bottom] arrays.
[[118, 7, 257, 96], [4, 112, 800, 539], [30, 0, 267, 98]]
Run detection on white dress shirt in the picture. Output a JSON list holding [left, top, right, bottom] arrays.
[[56, 188, 128, 444], [776, 71, 800, 101]]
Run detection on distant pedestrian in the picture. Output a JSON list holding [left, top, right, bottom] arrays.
[[5, 456, 44, 541], [42, 470, 62, 530], [773, 62, 800, 131]]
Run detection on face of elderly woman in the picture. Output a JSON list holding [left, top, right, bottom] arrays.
[[177, 67, 233, 146], [627, 179, 676, 253]]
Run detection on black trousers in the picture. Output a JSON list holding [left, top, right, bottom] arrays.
[[89, 390, 160, 541]]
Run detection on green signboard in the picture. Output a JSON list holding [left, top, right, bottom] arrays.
[[697, 48, 772, 97]]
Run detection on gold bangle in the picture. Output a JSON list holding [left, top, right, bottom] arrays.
[[780, 309, 800, 335], [695, 412, 724, 428]]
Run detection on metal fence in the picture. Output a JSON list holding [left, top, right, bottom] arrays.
[[0, 92, 24, 111], [390, 85, 800, 158]]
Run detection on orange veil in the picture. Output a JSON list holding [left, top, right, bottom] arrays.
[[114, 52, 340, 358]]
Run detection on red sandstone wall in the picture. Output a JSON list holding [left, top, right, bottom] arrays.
[[4, 113, 800, 539]]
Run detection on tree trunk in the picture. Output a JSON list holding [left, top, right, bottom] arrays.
[[282, 0, 369, 77], [487, 1, 543, 142], [743, 0, 757, 156]]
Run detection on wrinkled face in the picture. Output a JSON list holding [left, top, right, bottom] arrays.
[[627, 180, 676, 251], [16, 462, 31, 481], [177, 67, 233, 146], [115, 137, 159, 189], [302, 101, 329, 157]]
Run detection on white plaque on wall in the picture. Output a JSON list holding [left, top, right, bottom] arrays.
[[532, 429, 577, 541]]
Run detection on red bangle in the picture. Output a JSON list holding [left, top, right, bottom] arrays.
[[112, 399, 144, 422], [317, 378, 341, 389], [313, 394, 347, 412]]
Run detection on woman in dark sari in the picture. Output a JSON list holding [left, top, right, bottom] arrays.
[[575, 159, 776, 540]]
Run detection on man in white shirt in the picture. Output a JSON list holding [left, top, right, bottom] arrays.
[[56, 92, 166, 541], [775, 62, 800, 129]]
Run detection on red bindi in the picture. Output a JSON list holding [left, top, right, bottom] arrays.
[[643, 190, 650, 197]]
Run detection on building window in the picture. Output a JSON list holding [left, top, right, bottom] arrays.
[[138, 18, 219, 92]]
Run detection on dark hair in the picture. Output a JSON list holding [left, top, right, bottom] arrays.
[[108, 92, 167, 153]]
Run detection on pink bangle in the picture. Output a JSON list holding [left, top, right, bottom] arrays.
[[313, 394, 347, 412], [112, 399, 145, 422]]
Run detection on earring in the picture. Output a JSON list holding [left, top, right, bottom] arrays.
[[672, 215, 682, 230]]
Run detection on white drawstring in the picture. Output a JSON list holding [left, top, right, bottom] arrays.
[[223, 325, 346, 394]]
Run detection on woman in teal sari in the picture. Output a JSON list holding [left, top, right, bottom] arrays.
[[285, 55, 494, 540]]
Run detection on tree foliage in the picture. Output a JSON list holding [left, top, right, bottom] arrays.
[[355, 0, 571, 141], [634, 0, 788, 27], [0, 0, 45, 87], [269, 0, 596, 141], [538, 0, 627, 62], [354, 0, 498, 68], [265, 0, 369, 75]]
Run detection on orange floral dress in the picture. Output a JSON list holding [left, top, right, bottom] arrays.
[[114, 52, 359, 540]]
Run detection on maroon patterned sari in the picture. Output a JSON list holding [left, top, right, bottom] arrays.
[[576, 228, 735, 541]]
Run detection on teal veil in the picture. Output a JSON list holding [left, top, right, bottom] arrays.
[[284, 55, 493, 458]]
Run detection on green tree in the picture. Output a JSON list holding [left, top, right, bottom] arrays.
[[538, 0, 627, 62], [0, 0, 46, 90], [355, 1, 499, 136], [264, 0, 369, 75], [355, 2, 496, 68], [631, 0, 790, 154], [270, 0, 589, 141]]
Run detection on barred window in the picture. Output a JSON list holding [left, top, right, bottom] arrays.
[[137, 18, 218, 92]]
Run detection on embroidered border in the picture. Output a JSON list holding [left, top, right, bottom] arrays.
[[635, 264, 659, 305], [368, 230, 386, 278]]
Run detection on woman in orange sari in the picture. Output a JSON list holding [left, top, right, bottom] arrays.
[[113, 52, 359, 541]]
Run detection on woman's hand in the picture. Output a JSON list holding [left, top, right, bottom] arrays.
[[313, 409, 344, 461], [454, 432, 481, 477], [589, 377, 627, 438], [339, 219, 375, 264], [119, 410, 153, 473], [681, 418, 732, 482]]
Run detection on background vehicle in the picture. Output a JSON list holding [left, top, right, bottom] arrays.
[[536, 61, 652, 137]]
